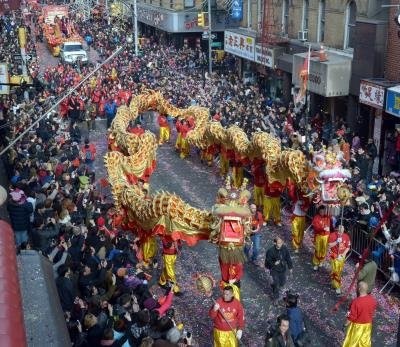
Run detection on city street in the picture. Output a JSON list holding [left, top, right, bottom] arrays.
[[91, 117, 398, 346]]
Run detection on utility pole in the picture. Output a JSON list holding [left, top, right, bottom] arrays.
[[133, 0, 139, 56], [208, 0, 212, 74]]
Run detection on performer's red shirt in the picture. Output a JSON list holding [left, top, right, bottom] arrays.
[[328, 231, 351, 259], [252, 164, 265, 187], [176, 122, 191, 138], [158, 115, 169, 128], [129, 126, 145, 135], [219, 259, 243, 282], [264, 180, 284, 198], [209, 297, 244, 331], [162, 238, 180, 255], [251, 211, 264, 230], [347, 295, 377, 324], [312, 214, 331, 236]]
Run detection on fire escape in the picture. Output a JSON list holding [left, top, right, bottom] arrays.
[[260, 0, 287, 46]]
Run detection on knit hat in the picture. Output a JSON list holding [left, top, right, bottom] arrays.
[[166, 327, 181, 343], [10, 190, 26, 204]]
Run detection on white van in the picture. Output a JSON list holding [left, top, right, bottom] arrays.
[[60, 42, 88, 64]]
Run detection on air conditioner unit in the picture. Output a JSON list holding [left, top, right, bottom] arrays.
[[298, 30, 308, 41]]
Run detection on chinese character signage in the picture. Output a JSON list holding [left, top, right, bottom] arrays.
[[359, 80, 385, 109], [231, 0, 243, 20], [224, 31, 255, 61], [386, 86, 400, 118], [0, 64, 9, 95]]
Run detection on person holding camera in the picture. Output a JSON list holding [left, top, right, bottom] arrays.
[[265, 237, 293, 305], [328, 224, 351, 295]]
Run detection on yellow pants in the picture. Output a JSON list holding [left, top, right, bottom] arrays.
[[175, 133, 182, 150], [330, 257, 345, 289], [253, 185, 264, 208], [312, 234, 329, 266], [342, 322, 372, 347], [159, 126, 170, 144], [220, 155, 229, 177], [291, 216, 306, 250], [142, 237, 157, 266], [232, 166, 243, 188], [179, 138, 190, 159], [159, 254, 180, 293], [213, 328, 238, 347], [263, 196, 281, 224]]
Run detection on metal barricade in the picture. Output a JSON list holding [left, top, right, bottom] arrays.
[[348, 221, 398, 293]]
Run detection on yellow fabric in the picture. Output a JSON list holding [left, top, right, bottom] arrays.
[[159, 254, 180, 293], [330, 257, 346, 289], [263, 196, 281, 223], [253, 185, 264, 208], [142, 237, 157, 263], [291, 216, 306, 250], [342, 322, 372, 347], [232, 166, 243, 189], [179, 138, 190, 159], [175, 133, 182, 150], [220, 155, 229, 177], [312, 234, 329, 266], [213, 328, 238, 347], [159, 126, 170, 144]]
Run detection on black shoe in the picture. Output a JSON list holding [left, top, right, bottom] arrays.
[[174, 291, 184, 297]]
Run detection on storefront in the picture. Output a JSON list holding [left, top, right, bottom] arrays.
[[254, 45, 284, 99], [292, 52, 352, 122], [137, 4, 233, 48], [358, 79, 393, 173], [224, 29, 256, 77], [383, 85, 400, 173]]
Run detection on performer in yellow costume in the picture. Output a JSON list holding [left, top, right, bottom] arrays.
[[311, 205, 331, 270], [263, 179, 284, 226], [158, 114, 170, 145], [209, 286, 244, 347], [343, 281, 376, 347], [328, 225, 351, 295], [141, 236, 158, 268], [251, 158, 265, 209], [159, 238, 181, 294]]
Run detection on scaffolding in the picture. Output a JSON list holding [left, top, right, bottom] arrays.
[[68, 0, 97, 21]]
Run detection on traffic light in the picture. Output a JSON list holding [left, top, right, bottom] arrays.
[[198, 12, 205, 27]]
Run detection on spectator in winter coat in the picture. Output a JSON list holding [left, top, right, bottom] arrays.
[[56, 264, 76, 312], [7, 189, 33, 247]]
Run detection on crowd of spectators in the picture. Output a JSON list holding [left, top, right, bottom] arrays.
[[1, 5, 400, 347]]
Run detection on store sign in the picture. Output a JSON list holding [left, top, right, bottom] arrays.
[[292, 52, 351, 97], [224, 31, 255, 61], [254, 45, 283, 68], [137, 5, 169, 29], [231, 0, 243, 20], [385, 85, 400, 118], [359, 80, 385, 109], [0, 63, 9, 95]]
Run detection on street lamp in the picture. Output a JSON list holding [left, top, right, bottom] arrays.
[[111, 0, 139, 56]]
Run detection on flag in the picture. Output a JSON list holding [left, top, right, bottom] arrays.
[[299, 45, 311, 97]]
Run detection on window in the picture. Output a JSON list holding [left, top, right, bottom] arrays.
[[302, 0, 309, 32], [282, 0, 289, 35], [317, 0, 325, 42], [344, 0, 357, 49]]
